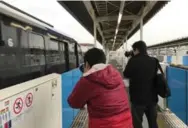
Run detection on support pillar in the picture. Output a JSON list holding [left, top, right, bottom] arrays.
[[125, 37, 127, 51], [140, 19, 143, 40], [122, 38, 127, 70], [122, 42, 125, 69], [94, 22, 97, 47]]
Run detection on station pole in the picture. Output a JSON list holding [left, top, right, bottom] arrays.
[[125, 37, 127, 51], [122, 41, 125, 70], [94, 21, 97, 47], [140, 19, 143, 40]]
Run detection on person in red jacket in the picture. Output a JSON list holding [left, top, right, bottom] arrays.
[[68, 48, 133, 128]]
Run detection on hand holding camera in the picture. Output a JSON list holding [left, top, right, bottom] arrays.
[[124, 51, 134, 58]]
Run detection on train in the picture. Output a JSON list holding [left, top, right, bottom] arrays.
[[0, 1, 83, 89]]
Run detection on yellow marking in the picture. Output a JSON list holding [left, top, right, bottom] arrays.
[[47, 33, 57, 39], [10, 22, 33, 31]]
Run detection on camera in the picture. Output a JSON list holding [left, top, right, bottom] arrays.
[[79, 63, 84, 73], [124, 51, 134, 57]]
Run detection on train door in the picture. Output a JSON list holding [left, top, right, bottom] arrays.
[[77, 44, 83, 65], [74, 43, 79, 67], [68, 42, 77, 69], [20, 30, 32, 82], [59, 41, 68, 73], [0, 20, 21, 88], [64, 42, 69, 71], [46, 39, 60, 74]]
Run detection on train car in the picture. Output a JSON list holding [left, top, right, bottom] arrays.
[[0, 1, 83, 89]]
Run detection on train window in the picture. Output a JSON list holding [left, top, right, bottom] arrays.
[[60, 43, 64, 51], [49, 40, 59, 50], [29, 33, 44, 49], [77, 44, 82, 54], [0, 22, 4, 46], [2, 24, 18, 47], [69, 43, 74, 53], [21, 30, 28, 48], [46, 40, 60, 64]]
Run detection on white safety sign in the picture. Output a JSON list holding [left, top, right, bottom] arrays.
[[0, 89, 34, 127], [25, 93, 33, 108]]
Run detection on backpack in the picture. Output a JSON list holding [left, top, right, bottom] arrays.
[[154, 58, 171, 98]]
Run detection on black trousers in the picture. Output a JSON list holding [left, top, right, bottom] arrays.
[[131, 104, 158, 128]]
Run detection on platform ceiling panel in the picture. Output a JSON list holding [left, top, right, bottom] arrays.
[[58, 1, 168, 50]]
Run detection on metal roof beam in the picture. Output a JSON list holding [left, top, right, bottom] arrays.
[[126, 1, 158, 40], [107, 39, 122, 43], [83, 1, 105, 43], [103, 28, 127, 33], [104, 35, 124, 39], [96, 15, 138, 22], [112, 1, 126, 50]]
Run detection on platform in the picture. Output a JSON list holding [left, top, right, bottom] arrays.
[[71, 109, 161, 128], [71, 110, 188, 128]]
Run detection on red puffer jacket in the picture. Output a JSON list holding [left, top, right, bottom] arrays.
[[68, 64, 133, 128]]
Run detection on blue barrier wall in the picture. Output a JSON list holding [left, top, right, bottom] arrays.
[[61, 68, 82, 128], [186, 71, 188, 125], [167, 66, 188, 124], [183, 56, 188, 66]]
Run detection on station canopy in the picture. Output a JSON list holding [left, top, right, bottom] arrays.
[[58, 1, 168, 50]]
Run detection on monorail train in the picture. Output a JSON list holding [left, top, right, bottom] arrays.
[[0, 1, 83, 89]]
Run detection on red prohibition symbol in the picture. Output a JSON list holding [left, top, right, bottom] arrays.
[[25, 93, 33, 107], [13, 97, 23, 114]]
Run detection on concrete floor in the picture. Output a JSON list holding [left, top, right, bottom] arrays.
[[143, 115, 149, 128]]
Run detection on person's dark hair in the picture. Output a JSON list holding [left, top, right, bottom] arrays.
[[84, 48, 106, 67], [132, 40, 147, 54]]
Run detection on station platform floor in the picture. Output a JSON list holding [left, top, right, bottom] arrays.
[[71, 109, 180, 128], [71, 109, 158, 128]]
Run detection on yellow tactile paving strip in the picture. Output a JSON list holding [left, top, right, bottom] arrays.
[[71, 109, 88, 128], [72, 111, 187, 128]]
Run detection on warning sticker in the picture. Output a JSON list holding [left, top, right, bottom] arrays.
[[13, 98, 23, 115], [25, 93, 33, 108]]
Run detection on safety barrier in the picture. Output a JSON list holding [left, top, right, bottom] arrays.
[[163, 55, 188, 66], [61, 68, 82, 128], [166, 66, 188, 125], [0, 73, 62, 128], [0, 68, 82, 128]]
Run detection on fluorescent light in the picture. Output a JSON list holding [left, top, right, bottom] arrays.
[[118, 13, 122, 24], [115, 29, 118, 35]]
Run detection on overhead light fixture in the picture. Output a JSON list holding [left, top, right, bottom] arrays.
[[118, 12, 123, 25], [111, 1, 125, 50], [115, 29, 118, 35]]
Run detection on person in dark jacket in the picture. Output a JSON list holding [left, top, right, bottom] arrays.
[[68, 48, 133, 128], [123, 41, 158, 128]]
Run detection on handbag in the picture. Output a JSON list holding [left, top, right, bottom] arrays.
[[154, 58, 171, 98]]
